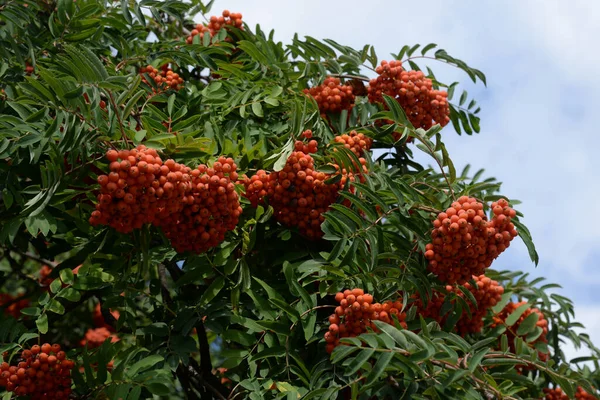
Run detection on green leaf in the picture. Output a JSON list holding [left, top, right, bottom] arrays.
[[197, 277, 225, 307], [46, 298, 65, 315], [237, 41, 269, 65], [513, 219, 539, 265], [36, 314, 48, 334], [126, 354, 164, 377], [516, 312, 539, 336], [269, 298, 300, 322], [50, 279, 62, 294], [56, 288, 81, 302], [127, 386, 142, 400], [59, 268, 74, 285], [505, 303, 530, 327], [372, 320, 408, 348], [365, 351, 393, 384], [344, 348, 375, 376], [167, 94, 176, 116], [249, 346, 286, 362], [251, 101, 264, 117], [421, 43, 437, 55], [491, 292, 513, 314], [222, 330, 256, 347], [468, 348, 489, 372], [20, 307, 41, 317], [459, 90, 468, 106], [146, 382, 171, 396]]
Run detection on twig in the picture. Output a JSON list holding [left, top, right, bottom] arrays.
[[188, 358, 229, 399], [414, 136, 456, 200], [163, 259, 184, 281], [329, 74, 369, 82], [157, 264, 174, 304], [9, 247, 57, 268], [176, 364, 201, 400]]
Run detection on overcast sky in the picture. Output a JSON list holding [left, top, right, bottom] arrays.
[[197, 1, 600, 360]]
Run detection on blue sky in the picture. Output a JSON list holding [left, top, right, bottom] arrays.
[[201, 1, 600, 358]]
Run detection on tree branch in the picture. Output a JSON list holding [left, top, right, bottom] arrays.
[[188, 358, 229, 399], [8, 247, 57, 268], [176, 364, 201, 400]]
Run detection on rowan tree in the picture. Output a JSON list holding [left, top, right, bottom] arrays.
[[0, 1, 598, 399]]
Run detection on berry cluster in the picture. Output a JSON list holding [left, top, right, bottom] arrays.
[[92, 303, 120, 331], [492, 301, 549, 364], [333, 131, 373, 157], [242, 140, 339, 239], [90, 145, 189, 233], [186, 10, 243, 44], [0, 344, 74, 399], [368, 60, 450, 132], [156, 157, 242, 253], [304, 77, 355, 116], [543, 387, 597, 400], [139, 64, 184, 94], [413, 274, 504, 335], [80, 327, 120, 349], [215, 367, 232, 387], [325, 289, 407, 354], [424, 196, 518, 284], [90, 146, 241, 254], [0, 294, 29, 319]]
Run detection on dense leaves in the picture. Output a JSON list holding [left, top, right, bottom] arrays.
[[0, 0, 598, 399]]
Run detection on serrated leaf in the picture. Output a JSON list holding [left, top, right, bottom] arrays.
[[197, 276, 225, 307], [373, 320, 408, 348], [516, 312, 539, 336], [365, 351, 393, 384], [126, 354, 164, 377], [505, 303, 530, 327], [344, 348, 375, 376], [468, 348, 489, 372]]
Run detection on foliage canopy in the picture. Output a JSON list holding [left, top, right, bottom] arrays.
[[0, 1, 598, 399]]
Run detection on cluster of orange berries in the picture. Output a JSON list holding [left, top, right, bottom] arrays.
[[38, 265, 54, 287], [325, 289, 407, 353], [0, 293, 29, 319], [242, 137, 340, 239], [0, 344, 74, 399], [413, 274, 504, 335], [543, 387, 597, 400], [332, 131, 372, 158], [304, 77, 355, 116], [185, 10, 243, 44], [139, 64, 184, 93], [90, 145, 188, 233], [492, 301, 549, 364], [424, 196, 518, 284], [368, 60, 450, 131], [80, 327, 119, 349], [215, 367, 232, 387], [156, 158, 242, 253], [90, 146, 241, 254], [92, 303, 120, 331]]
